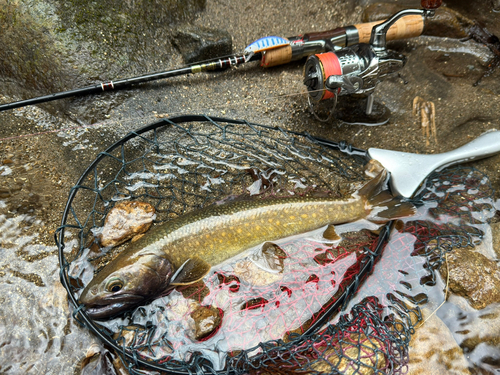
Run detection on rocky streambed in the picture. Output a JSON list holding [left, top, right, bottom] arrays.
[[1, 0, 500, 374]]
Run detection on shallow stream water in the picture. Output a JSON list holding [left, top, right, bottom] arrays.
[[1, 0, 500, 374]]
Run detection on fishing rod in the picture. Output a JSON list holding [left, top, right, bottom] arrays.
[[0, 15, 427, 113], [0, 55, 255, 112]]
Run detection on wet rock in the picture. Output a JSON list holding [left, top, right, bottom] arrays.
[[439, 247, 500, 309], [361, 2, 403, 22], [172, 25, 232, 64], [0, 1, 70, 96], [189, 305, 222, 341], [362, 3, 470, 39], [490, 221, 500, 258], [260, 242, 287, 272], [438, 296, 500, 363], [241, 297, 268, 310], [423, 7, 471, 39], [79, 343, 128, 375], [408, 310, 470, 375], [217, 273, 240, 292], [112, 326, 141, 347], [311, 333, 386, 374], [97, 201, 155, 248]]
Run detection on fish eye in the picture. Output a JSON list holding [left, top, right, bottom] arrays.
[[106, 278, 124, 293]]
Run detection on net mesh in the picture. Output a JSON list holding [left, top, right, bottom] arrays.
[[56, 115, 496, 375]]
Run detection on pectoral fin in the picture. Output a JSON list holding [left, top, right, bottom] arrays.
[[170, 257, 211, 286]]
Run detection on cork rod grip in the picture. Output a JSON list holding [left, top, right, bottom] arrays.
[[354, 14, 424, 44], [261, 45, 292, 68], [261, 14, 424, 68]]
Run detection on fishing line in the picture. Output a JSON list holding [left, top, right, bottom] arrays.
[[417, 252, 450, 328], [0, 87, 330, 142]]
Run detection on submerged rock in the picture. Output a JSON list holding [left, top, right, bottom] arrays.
[[173, 25, 232, 64], [491, 221, 500, 258], [311, 333, 386, 375], [439, 247, 500, 309], [189, 305, 222, 341], [79, 343, 128, 375], [437, 297, 500, 368], [232, 259, 283, 286]]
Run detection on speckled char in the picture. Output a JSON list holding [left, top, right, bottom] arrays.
[[85, 169, 416, 288], [127, 194, 366, 269], [79, 168, 416, 319]]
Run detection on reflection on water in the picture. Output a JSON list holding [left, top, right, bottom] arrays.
[[0, 212, 94, 374], [0, 172, 499, 374]]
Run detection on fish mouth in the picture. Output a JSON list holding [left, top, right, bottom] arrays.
[[81, 294, 146, 320]]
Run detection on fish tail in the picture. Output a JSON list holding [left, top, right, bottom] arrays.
[[359, 170, 416, 222]]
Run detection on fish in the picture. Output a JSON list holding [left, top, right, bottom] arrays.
[[79, 170, 415, 319]]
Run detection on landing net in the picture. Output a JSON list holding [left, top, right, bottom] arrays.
[[56, 115, 496, 374]]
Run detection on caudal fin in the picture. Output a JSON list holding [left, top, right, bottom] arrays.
[[359, 170, 416, 222]]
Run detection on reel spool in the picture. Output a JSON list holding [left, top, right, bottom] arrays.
[[303, 46, 387, 124], [303, 48, 368, 103]]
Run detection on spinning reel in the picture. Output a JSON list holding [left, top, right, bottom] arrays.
[[303, 0, 442, 123]]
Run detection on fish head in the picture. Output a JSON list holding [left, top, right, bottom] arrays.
[[79, 252, 174, 319]]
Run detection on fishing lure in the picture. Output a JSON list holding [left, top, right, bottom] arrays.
[[244, 36, 290, 61]]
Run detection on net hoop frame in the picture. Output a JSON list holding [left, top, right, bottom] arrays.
[[55, 114, 392, 374]]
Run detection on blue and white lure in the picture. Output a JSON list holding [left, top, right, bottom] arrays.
[[244, 36, 290, 62]]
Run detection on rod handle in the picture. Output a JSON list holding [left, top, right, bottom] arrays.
[[261, 45, 293, 67], [354, 14, 424, 44], [261, 15, 424, 68]]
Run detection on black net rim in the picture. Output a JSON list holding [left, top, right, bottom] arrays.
[[55, 114, 392, 375]]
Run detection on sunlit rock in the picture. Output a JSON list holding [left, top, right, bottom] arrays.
[[440, 248, 500, 309], [97, 201, 155, 248], [408, 310, 470, 375]]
